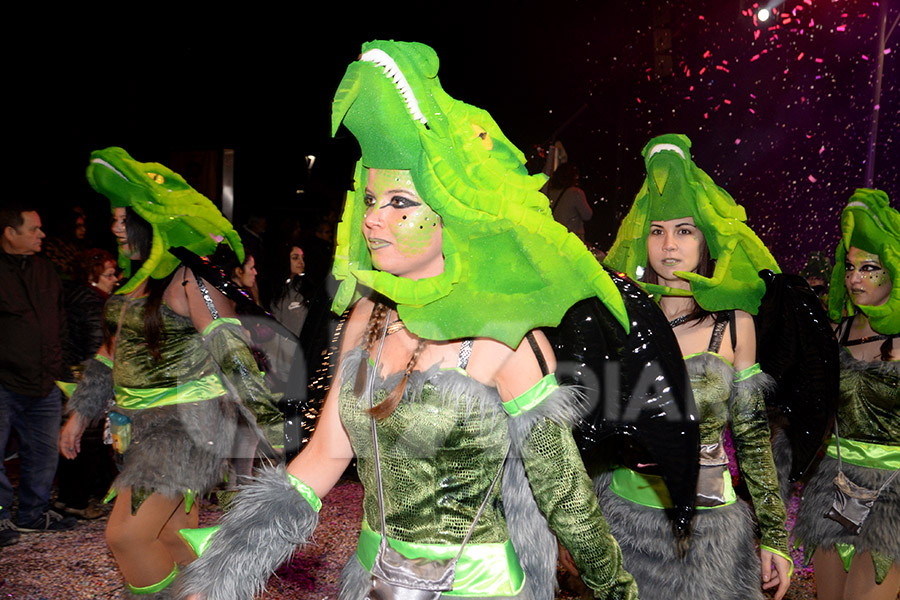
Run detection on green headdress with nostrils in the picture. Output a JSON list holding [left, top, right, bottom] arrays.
[[86, 147, 243, 294], [828, 188, 900, 334], [330, 40, 629, 347], [605, 133, 780, 314]]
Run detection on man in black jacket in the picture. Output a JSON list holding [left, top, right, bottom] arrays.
[[0, 202, 76, 546]]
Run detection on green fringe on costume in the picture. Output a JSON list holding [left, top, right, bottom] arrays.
[[605, 133, 779, 315]]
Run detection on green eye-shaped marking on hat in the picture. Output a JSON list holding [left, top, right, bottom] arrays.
[[331, 40, 629, 347], [828, 188, 900, 334], [86, 147, 243, 294], [606, 133, 780, 314]]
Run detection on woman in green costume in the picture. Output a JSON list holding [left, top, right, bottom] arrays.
[[179, 40, 639, 600], [793, 189, 900, 600], [60, 147, 282, 600], [603, 134, 792, 600]]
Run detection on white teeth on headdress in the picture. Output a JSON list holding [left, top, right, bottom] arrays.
[[648, 143, 686, 160], [91, 158, 128, 180], [360, 48, 428, 125]]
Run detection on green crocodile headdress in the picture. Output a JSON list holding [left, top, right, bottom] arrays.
[[828, 188, 900, 334], [605, 133, 780, 314], [330, 40, 628, 347], [86, 147, 243, 294]]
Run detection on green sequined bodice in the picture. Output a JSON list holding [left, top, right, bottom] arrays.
[[340, 360, 509, 545], [838, 349, 900, 445], [105, 294, 217, 390]]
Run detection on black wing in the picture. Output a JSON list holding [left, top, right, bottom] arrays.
[[546, 268, 699, 536], [756, 269, 839, 481]]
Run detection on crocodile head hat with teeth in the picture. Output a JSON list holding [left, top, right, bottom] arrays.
[[330, 40, 629, 347], [828, 188, 900, 334], [605, 133, 780, 314], [86, 146, 243, 294]]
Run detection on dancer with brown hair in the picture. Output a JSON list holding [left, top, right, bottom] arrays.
[[178, 40, 648, 600], [60, 147, 282, 599]]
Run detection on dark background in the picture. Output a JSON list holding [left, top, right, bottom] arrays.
[[16, 0, 899, 273]]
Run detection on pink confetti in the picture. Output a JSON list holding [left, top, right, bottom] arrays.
[[699, 66, 707, 75], [797, 52, 804, 60], [885, 49, 892, 55], [751, 54, 760, 61], [810, 18, 815, 26], [861, 54, 869, 60], [836, 25, 846, 31], [703, 50, 711, 58], [703, 113, 709, 119], [636, 97, 642, 104], [699, 15, 705, 20], [724, 99, 732, 104], [754, 30, 761, 40], [808, 175, 817, 183], [819, 146, 825, 154], [815, 57, 824, 63], [735, 139, 742, 145], [749, 108, 756, 114], [750, 93, 757, 99]]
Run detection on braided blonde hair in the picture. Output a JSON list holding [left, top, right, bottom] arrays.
[[353, 302, 427, 420]]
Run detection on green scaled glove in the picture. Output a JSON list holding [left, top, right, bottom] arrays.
[[504, 382, 638, 599], [731, 366, 789, 555], [201, 318, 283, 451]]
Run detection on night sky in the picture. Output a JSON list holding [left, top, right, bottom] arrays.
[[20, 0, 898, 273]]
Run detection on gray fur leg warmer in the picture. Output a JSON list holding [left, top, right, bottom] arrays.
[[68, 357, 113, 423], [175, 466, 319, 600]]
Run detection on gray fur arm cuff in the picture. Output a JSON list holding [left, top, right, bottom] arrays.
[[176, 465, 319, 600], [66, 357, 113, 423]]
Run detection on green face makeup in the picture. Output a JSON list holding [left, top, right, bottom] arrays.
[[365, 169, 440, 258], [846, 249, 889, 287]]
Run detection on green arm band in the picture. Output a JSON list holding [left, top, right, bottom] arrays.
[[734, 363, 762, 382], [501, 374, 559, 417], [201, 317, 243, 336], [760, 545, 795, 578], [730, 369, 789, 555], [95, 353, 114, 369], [287, 473, 322, 513], [128, 564, 178, 595]]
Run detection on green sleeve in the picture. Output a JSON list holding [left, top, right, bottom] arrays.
[[202, 318, 284, 449], [730, 366, 789, 555], [521, 418, 638, 599]]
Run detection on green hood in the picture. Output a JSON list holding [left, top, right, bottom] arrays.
[[606, 133, 779, 314], [828, 188, 900, 334], [330, 40, 629, 347], [86, 147, 243, 294]]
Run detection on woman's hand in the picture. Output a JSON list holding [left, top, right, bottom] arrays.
[[760, 548, 792, 600], [59, 413, 88, 459]]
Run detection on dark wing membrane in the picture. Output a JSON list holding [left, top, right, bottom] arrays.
[[546, 268, 700, 535], [756, 269, 839, 481]]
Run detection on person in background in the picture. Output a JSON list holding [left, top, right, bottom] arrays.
[[55, 248, 119, 520], [0, 201, 77, 548], [547, 162, 592, 241]]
